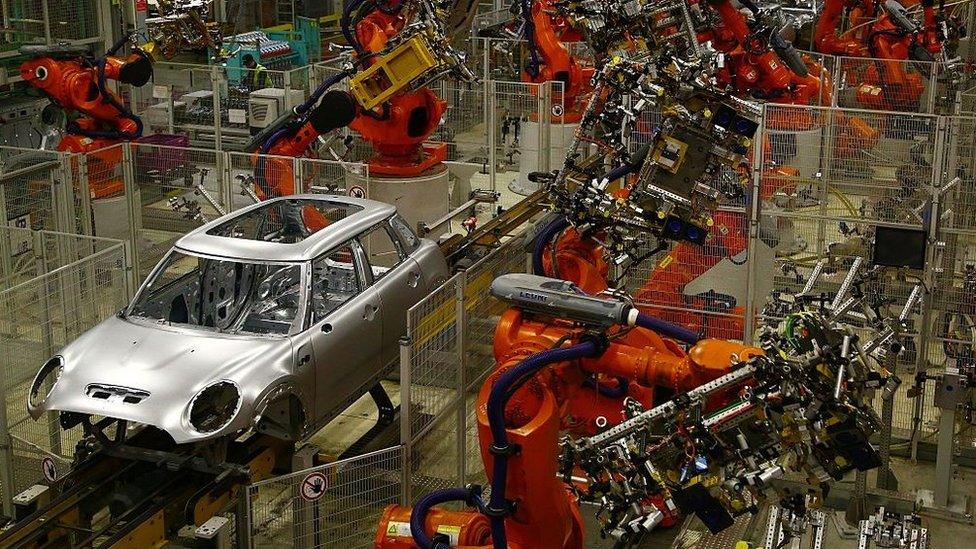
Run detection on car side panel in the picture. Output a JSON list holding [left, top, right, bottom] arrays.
[[412, 240, 450, 292], [309, 290, 382, 422]]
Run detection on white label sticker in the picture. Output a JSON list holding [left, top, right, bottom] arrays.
[[386, 520, 412, 538], [152, 85, 171, 99], [229, 109, 247, 124]]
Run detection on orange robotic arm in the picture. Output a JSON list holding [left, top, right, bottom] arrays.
[[520, 0, 591, 120], [815, 0, 874, 56], [19, 49, 151, 147], [346, 5, 448, 176], [376, 307, 759, 548], [704, 0, 825, 105]]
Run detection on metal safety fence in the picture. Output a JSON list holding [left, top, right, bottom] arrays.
[[0, 0, 105, 83], [400, 230, 530, 502], [239, 229, 533, 547], [2, 143, 371, 281], [0, 228, 130, 516], [130, 63, 314, 151], [244, 446, 405, 549], [742, 103, 976, 456]]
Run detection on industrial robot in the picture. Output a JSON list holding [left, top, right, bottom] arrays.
[[16, 0, 222, 199], [247, 0, 477, 228], [814, 0, 965, 110], [375, 261, 904, 547], [17, 39, 154, 199]]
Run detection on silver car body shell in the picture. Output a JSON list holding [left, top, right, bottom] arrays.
[[28, 195, 449, 445]]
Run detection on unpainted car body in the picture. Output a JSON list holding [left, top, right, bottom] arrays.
[[28, 195, 448, 444]]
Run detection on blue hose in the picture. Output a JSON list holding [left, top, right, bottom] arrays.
[[410, 487, 483, 548], [485, 340, 602, 548], [296, 70, 353, 115], [636, 312, 700, 345], [531, 215, 571, 277]]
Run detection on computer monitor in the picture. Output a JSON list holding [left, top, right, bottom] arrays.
[[872, 226, 926, 270]]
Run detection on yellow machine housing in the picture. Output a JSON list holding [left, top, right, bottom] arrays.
[[348, 34, 440, 110]]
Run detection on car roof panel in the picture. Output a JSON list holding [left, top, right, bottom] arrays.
[[175, 194, 397, 262]]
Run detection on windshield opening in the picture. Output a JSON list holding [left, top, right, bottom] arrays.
[[128, 251, 304, 335]]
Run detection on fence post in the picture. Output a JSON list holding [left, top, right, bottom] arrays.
[[455, 272, 468, 485], [0, 219, 13, 514], [33, 232, 61, 458], [0, 357, 13, 516], [74, 153, 93, 237], [815, 107, 836, 256], [211, 66, 223, 151], [830, 56, 841, 108], [487, 80, 497, 193], [743, 105, 766, 344], [217, 151, 232, 213], [237, 490, 253, 549], [122, 143, 142, 281], [51, 158, 74, 236], [538, 83, 552, 175], [399, 335, 413, 504], [294, 157, 305, 193], [0, 186, 10, 282]]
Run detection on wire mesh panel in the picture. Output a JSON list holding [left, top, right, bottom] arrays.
[[833, 56, 937, 113], [942, 114, 976, 232], [748, 103, 937, 442], [0, 147, 68, 241], [0, 0, 102, 56], [489, 80, 566, 194], [246, 446, 404, 548], [629, 206, 752, 342], [0, 229, 128, 509], [226, 150, 293, 211], [301, 157, 369, 196], [133, 64, 220, 144], [131, 143, 224, 278], [405, 274, 463, 443], [431, 78, 488, 165], [760, 104, 936, 233]]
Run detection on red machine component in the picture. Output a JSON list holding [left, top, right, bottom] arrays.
[[815, 0, 878, 56], [376, 506, 492, 548], [700, 0, 826, 109], [19, 47, 152, 199], [814, 0, 951, 111], [520, 0, 593, 121], [635, 210, 748, 340], [347, 6, 447, 176], [376, 308, 761, 548], [538, 226, 608, 295]]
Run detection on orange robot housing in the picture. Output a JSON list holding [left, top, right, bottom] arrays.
[[347, 5, 447, 176], [377, 307, 761, 548], [19, 49, 151, 199]]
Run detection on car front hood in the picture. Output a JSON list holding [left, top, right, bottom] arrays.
[[32, 316, 294, 443]]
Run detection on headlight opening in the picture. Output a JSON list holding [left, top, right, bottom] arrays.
[[29, 356, 64, 408], [188, 380, 242, 434]]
